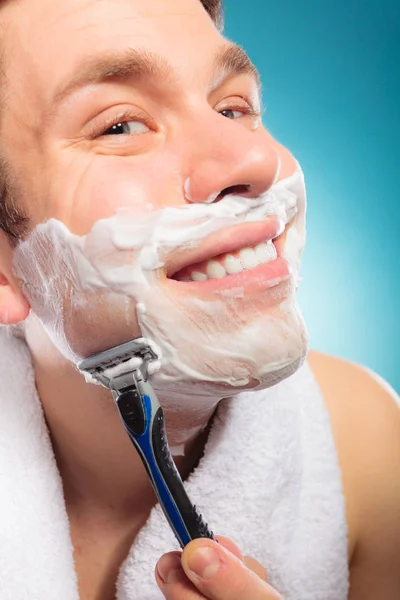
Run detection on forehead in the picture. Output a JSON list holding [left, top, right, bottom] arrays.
[[1, 0, 223, 110]]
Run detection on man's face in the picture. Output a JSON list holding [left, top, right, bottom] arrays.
[[1, 0, 307, 395]]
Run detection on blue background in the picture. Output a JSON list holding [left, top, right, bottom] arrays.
[[224, 0, 400, 392]]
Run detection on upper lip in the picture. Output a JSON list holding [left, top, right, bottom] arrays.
[[165, 216, 284, 278]]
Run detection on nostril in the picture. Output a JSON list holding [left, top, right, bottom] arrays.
[[215, 184, 251, 202]]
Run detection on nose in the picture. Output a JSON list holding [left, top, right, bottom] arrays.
[[183, 113, 280, 205]]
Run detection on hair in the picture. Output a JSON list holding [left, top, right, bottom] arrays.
[[201, 0, 224, 28], [0, 0, 224, 241], [0, 154, 29, 241]]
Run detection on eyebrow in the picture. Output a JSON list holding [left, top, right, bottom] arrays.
[[52, 42, 260, 108], [210, 43, 260, 92]]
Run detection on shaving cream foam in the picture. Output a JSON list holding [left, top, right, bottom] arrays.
[[13, 165, 308, 398]]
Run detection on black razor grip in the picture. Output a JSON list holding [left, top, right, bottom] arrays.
[[117, 388, 146, 436], [152, 407, 215, 541]]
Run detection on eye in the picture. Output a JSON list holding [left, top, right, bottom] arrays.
[[219, 108, 247, 120], [102, 120, 150, 136], [216, 96, 261, 122]]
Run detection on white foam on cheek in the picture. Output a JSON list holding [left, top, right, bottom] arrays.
[[12, 165, 308, 394], [205, 191, 219, 204], [103, 356, 143, 380], [280, 168, 307, 282]]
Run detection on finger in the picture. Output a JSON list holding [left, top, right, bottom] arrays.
[[155, 536, 246, 600], [155, 550, 270, 600], [214, 535, 243, 561], [243, 556, 269, 582], [217, 537, 268, 581], [181, 539, 283, 600], [155, 552, 201, 599], [216, 537, 268, 581]]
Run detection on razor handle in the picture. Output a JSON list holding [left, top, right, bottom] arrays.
[[115, 385, 215, 549]]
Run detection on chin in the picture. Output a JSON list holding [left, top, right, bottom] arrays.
[[149, 294, 309, 401], [250, 306, 309, 392], [250, 343, 308, 392]]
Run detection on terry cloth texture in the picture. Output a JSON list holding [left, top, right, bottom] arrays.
[[0, 330, 349, 600]]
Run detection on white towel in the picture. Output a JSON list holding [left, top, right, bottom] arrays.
[[0, 330, 349, 600]]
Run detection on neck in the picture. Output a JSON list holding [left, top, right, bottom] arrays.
[[25, 317, 220, 527]]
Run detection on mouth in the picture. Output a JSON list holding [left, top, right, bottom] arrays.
[[166, 216, 295, 291]]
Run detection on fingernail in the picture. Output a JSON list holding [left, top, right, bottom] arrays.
[[157, 554, 182, 584], [187, 546, 221, 580]]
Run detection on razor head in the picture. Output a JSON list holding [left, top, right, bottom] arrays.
[[78, 338, 158, 389]]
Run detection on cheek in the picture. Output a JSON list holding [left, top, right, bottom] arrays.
[[267, 139, 306, 229], [65, 154, 185, 235], [63, 290, 141, 358]]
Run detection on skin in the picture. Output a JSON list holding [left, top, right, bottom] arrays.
[[0, 1, 399, 599]]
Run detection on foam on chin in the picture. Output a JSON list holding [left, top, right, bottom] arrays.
[[12, 165, 308, 397]]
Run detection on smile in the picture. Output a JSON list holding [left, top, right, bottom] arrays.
[[168, 216, 295, 290], [173, 239, 278, 282]]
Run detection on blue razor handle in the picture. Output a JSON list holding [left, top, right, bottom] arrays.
[[115, 380, 214, 548], [78, 339, 215, 549]]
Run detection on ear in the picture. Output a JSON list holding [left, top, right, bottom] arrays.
[[0, 234, 31, 325], [0, 272, 30, 324]]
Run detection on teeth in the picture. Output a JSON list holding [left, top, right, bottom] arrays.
[[255, 241, 277, 263], [238, 248, 259, 270], [206, 260, 227, 279], [224, 254, 244, 275], [191, 271, 208, 281], [188, 240, 277, 282]]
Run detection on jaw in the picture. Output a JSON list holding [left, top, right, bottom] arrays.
[[137, 281, 308, 401]]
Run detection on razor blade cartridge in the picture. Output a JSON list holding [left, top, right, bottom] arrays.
[[78, 338, 158, 389]]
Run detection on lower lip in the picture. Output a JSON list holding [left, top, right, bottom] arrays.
[[168, 256, 291, 294]]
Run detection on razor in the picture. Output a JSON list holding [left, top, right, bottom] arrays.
[[78, 338, 215, 549]]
